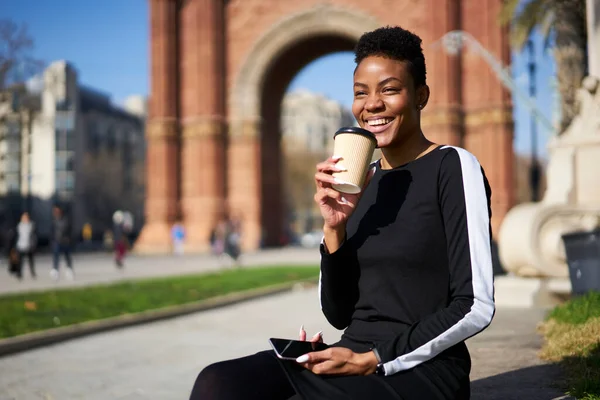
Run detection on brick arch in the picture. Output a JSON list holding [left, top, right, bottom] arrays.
[[137, 0, 515, 253], [230, 5, 380, 122], [227, 6, 380, 249]]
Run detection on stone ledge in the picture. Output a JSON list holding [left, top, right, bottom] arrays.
[[494, 275, 572, 309], [0, 278, 318, 358]]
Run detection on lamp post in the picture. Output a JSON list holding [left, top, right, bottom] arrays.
[[527, 39, 541, 202]]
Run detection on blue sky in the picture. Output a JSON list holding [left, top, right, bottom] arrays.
[[2, 0, 557, 157]]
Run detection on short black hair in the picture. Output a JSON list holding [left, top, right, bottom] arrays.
[[354, 26, 427, 87]]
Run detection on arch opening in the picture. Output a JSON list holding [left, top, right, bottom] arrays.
[[259, 35, 357, 247]]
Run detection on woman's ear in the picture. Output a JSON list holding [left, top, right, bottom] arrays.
[[416, 85, 430, 110]]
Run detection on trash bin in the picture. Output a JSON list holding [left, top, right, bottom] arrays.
[[562, 229, 600, 295]]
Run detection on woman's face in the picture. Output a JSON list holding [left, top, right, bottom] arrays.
[[352, 56, 427, 149]]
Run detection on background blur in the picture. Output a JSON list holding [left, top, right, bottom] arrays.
[[0, 0, 581, 257]]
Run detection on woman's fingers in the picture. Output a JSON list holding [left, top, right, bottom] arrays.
[[310, 331, 323, 343], [316, 157, 347, 174], [299, 324, 306, 341], [299, 326, 323, 343], [314, 187, 346, 206], [314, 172, 339, 187], [315, 156, 346, 190]]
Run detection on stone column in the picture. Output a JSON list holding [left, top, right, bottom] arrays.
[[422, 0, 463, 146], [461, 0, 514, 237], [135, 0, 179, 253], [179, 0, 226, 251], [228, 118, 263, 251]]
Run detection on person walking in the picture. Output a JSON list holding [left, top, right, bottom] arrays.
[[171, 221, 186, 256], [50, 206, 74, 281], [15, 212, 36, 279], [223, 216, 242, 266], [112, 211, 129, 268]]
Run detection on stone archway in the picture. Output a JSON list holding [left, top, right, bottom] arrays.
[[136, 0, 514, 253]]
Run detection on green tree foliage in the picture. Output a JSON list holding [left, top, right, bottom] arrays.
[[499, 0, 588, 133]]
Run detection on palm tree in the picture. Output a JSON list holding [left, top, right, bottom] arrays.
[[499, 0, 587, 134]]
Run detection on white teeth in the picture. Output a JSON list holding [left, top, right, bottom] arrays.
[[367, 118, 392, 126]]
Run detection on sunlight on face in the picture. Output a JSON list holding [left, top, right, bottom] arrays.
[[352, 56, 425, 149]]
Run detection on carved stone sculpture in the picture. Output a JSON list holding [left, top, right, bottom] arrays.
[[498, 78, 600, 277]]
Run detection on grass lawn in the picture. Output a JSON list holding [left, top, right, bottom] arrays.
[[0, 265, 319, 339], [539, 291, 600, 400]]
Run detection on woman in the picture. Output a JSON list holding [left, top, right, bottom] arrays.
[[16, 212, 37, 279], [190, 25, 495, 400]]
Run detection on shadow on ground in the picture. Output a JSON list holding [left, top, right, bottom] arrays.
[[472, 363, 566, 400]]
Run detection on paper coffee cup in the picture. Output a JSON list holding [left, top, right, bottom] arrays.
[[331, 127, 377, 194]]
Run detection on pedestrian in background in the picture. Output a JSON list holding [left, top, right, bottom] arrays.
[[171, 221, 186, 256], [82, 222, 93, 242], [16, 212, 37, 279], [224, 216, 242, 266], [50, 205, 75, 281], [113, 211, 127, 268]]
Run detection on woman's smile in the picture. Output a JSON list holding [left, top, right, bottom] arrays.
[[363, 116, 396, 134]]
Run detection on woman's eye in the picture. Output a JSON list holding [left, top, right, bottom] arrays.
[[383, 87, 400, 93], [354, 91, 366, 97]]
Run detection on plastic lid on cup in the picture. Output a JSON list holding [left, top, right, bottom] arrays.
[[333, 126, 377, 146]]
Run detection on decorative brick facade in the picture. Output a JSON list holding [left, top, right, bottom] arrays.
[[137, 0, 515, 253]]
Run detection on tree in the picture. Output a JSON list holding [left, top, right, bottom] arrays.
[[0, 19, 44, 90], [499, 0, 587, 133]]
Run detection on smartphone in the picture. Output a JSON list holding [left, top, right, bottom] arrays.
[[269, 338, 329, 360]]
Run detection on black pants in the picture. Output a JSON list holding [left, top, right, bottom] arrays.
[[190, 351, 298, 400], [18, 251, 35, 278], [52, 243, 73, 270], [190, 350, 470, 400]]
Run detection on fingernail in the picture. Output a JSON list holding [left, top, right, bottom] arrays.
[[299, 324, 304, 335], [332, 155, 343, 161], [335, 164, 347, 171], [296, 354, 309, 363], [313, 331, 323, 338], [340, 196, 348, 205], [333, 178, 346, 185]]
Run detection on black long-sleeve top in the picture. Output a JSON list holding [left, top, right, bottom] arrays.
[[319, 146, 495, 376]]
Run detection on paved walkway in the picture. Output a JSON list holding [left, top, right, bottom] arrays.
[[0, 247, 321, 295], [0, 286, 566, 400]]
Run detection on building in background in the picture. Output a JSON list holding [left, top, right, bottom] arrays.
[[281, 89, 355, 154], [0, 60, 146, 244], [280, 89, 355, 242]]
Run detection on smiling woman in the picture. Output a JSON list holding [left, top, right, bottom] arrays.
[[190, 26, 495, 400], [350, 29, 432, 166]]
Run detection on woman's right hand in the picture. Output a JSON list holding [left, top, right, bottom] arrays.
[[314, 156, 374, 231]]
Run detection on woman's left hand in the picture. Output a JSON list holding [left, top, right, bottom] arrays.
[[296, 347, 378, 376]]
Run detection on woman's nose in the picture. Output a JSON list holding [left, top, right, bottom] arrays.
[[365, 94, 384, 111]]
